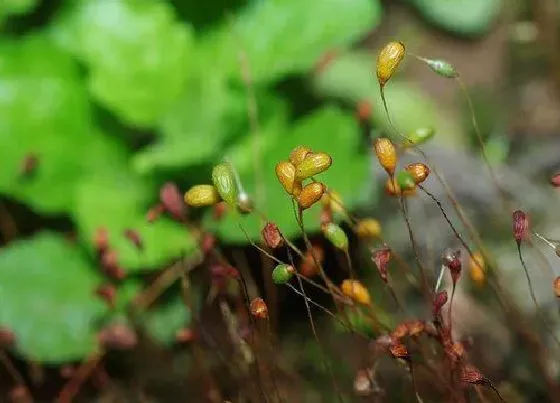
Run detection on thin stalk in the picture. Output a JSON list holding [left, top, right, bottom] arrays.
[[57, 352, 103, 403], [517, 244, 560, 349], [285, 249, 346, 403]]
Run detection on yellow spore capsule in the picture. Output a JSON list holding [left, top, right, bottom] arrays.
[[297, 182, 325, 210], [289, 145, 312, 167], [376, 41, 406, 87], [356, 218, 381, 238], [405, 163, 430, 184], [184, 185, 220, 207], [275, 161, 302, 196], [341, 279, 371, 306], [295, 152, 332, 181], [374, 137, 397, 176], [469, 251, 485, 287]]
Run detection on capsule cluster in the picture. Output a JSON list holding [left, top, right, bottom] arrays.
[[275, 146, 332, 211], [183, 162, 251, 215], [373, 137, 431, 197]]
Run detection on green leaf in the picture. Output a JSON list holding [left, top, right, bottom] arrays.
[[0, 232, 106, 363], [205, 106, 373, 243], [312, 51, 460, 145], [0, 34, 129, 214], [0, 0, 38, 17], [73, 174, 197, 272], [52, 0, 193, 127], [405, 0, 501, 37], [142, 296, 192, 346], [212, 0, 382, 83]]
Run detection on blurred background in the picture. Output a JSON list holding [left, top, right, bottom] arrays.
[[0, 0, 559, 402]]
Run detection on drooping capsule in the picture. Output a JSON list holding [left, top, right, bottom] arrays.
[[212, 163, 238, 207], [341, 279, 371, 305], [249, 297, 269, 319], [405, 127, 435, 146], [356, 218, 381, 239], [405, 163, 430, 184], [300, 244, 324, 278], [396, 171, 416, 191], [275, 161, 302, 196], [261, 222, 283, 249], [289, 145, 312, 167], [512, 210, 530, 245], [469, 251, 485, 287], [184, 185, 220, 207], [297, 182, 325, 210], [374, 137, 397, 176], [551, 173, 560, 187], [554, 277, 560, 298], [420, 58, 459, 79], [272, 264, 295, 284], [433, 290, 448, 316], [373, 246, 391, 283], [376, 41, 406, 87], [322, 223, 349, 251], [295, 152, 332, 181]]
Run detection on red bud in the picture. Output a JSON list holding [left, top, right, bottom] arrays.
[[512, 210, 530, 245], [356, 99, 372, 121], [443, 249, 462, 284], [176, 328, 197, 343], [261, 222, 283, 249], [95, 284, 117, 308], [123, 228, 143, 250], [19, 153, 39, 178], [433, 290, 448, 316], [249, 297, 269, 319], [461, 365, 485, 384], [94, 227, 109, 253], [389, 342, 409, 359], [98, 323, 137, 350], [314, 50, 338, 74], [391, 323, 409, 340], [0, 326, 15, 346], [213, 201, 228, 221], [373, 246, 391, 283], [146, 203, 165, 223], [550, 173, 560, 187], [160, 182, 186, 220], [200, 233, 215, 254]]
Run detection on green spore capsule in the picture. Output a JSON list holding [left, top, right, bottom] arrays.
[[406, 127, 435, 146], [322, 223, 348, 251], [212, 163, 238, 207], [396, 171, 416, 191], [272, 264, 295, 284], [422, 58, 458, 79]]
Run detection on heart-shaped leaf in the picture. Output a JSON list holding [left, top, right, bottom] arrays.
[[52, 0, 194, 127], [0, 232, 107, 363], [0, 34, 131, 214], [211, 0, 382, 83]]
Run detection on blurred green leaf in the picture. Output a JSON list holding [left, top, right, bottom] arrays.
[[206, 106, 373, 243], [0, 0, 38, 18], [212, 0, 382, 83], [312, 51, 460, 145], [73, 174, 197, 272], [142, 296, 192, 345], [0, 232, 106, 363], [52, 0, 193, 127], [405, 0, 501, 37], [0, 34, 130, 214]]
